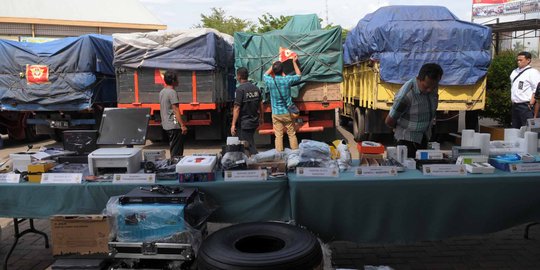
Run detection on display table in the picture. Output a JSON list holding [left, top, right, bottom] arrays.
[[0, 178, 291, 223], [289, 168, 540, 243]]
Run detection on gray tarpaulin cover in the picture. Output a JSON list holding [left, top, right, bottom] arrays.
[[0, 34, 115, 111], [113, 28, 234, 71], [343, 6, 492, 85]]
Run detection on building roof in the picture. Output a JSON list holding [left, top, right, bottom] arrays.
[[486, 19, 540, 33], [0, 0, 166, 30]]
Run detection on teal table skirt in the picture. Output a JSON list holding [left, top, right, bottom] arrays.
[[289, 169, 540, 243], [0, 178, 291, 223]]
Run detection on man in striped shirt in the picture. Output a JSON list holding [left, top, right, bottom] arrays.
[[263, 57, 301, 151], [385, 63, 443, 158]]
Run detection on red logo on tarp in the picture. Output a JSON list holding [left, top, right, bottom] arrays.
[[26, 64, 49, 84], [279, 47, 297, 62], [154, 69, 165, 85]]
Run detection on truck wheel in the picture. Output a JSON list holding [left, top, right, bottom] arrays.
[[24, 124, 40, 142], [339, 115, 350, 127], [197, 222, 322, 270], [353, 108, 367, 142]]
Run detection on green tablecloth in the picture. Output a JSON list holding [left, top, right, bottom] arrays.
[[289, 169, 540, 243], [0, 178, 291, 223]]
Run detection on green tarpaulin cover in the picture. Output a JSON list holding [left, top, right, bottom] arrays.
[[234, 14, 342, 98]]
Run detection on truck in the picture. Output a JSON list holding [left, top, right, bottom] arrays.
[[0, 34, 116, 141], [340, 6, 492, 141], [234, 14, 343, 140], [113, 29, 234, 141]]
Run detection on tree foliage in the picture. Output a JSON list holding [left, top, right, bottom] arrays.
[[196, 8, 252, 35], [250, 13, 291, 33], [479, 50, 516, 127]]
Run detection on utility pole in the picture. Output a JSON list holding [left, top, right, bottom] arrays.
[[325, 0, 329, 25]]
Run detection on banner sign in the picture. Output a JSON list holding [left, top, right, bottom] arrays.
[[473, 0, 540, 18], [26, 64, 50, 84]]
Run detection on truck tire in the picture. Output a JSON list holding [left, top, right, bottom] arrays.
[[197, 222, 322, 270], [353, 108, 367, 142]]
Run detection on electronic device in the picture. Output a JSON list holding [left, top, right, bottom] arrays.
[[465, 162, 495, 174], [415, 150, 444, 160], [456, 155, 488, 165], [451, 146, 482, 159], [142, 149, 166, 162], [88, 108, 150, 176], [88, 148, 142, 175], [119, 186, 197, 205], [96, 108, 150, 145], [63, 130, 98, 154]]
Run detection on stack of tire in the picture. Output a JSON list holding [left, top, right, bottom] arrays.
[[197, 222, 322, 270]]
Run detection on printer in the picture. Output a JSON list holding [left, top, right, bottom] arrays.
[[88, 108, 151, 176], [88, 148, 142, 175]]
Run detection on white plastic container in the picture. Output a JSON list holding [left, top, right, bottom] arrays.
[[176, 155, 217, 173], [10, 152, 36, 172]]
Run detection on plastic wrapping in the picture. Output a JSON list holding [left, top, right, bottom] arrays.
[[221, 151, 248, 170], [105, 191, 218, 255], [253, 149, 289, 163], [336, 140, 352, 172], [287, 149, 301, 170], [297, 140, 337, 168]]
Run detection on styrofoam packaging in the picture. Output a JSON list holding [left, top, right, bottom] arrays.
[[524, 131, 538, 155], [176, 155, 217, 173], [226, 137, 240, 145], [10, 152, 36, 172], [396, 145, 407, 163], [386, 147, 397, 160], [403, 158, 416, 170], [461, 129, 475, 147]]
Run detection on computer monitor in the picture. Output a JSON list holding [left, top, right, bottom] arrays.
[[63, 130, 98, 154], [97, 108, 151, 146]]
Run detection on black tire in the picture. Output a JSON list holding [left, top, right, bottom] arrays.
[[49, 129, 63, 142], [339, 115, 350, 127], [197, 222, 322, 270], [353, 108, 368, 142]]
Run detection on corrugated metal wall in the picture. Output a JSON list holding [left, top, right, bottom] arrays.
[[0, 22, 157, 39]]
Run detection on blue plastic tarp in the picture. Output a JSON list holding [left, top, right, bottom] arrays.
[[0, 34, 115, 111], [343, 6, 492, 85], [112, 29, 234, 71]]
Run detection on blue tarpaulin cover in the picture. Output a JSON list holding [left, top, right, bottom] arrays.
[[0, 34, 115, 111], [343, 6, 492, 85], [112, 28, 234, 71]]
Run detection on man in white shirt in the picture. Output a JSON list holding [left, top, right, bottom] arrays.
[[510, 51, 540, 128]]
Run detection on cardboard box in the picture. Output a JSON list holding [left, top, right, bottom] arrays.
[[50, 215, 110, 255]]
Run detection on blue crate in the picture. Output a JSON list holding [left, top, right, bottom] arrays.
[[116, 203, 185, 242]]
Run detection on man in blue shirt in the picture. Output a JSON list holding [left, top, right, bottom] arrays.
[[385, 63, 443, 158], [263, 57, 301, 151]]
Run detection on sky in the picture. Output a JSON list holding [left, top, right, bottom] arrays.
[[138, 0, 474, 30]]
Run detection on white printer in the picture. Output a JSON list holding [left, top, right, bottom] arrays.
[[88, 148, 142, 176]]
